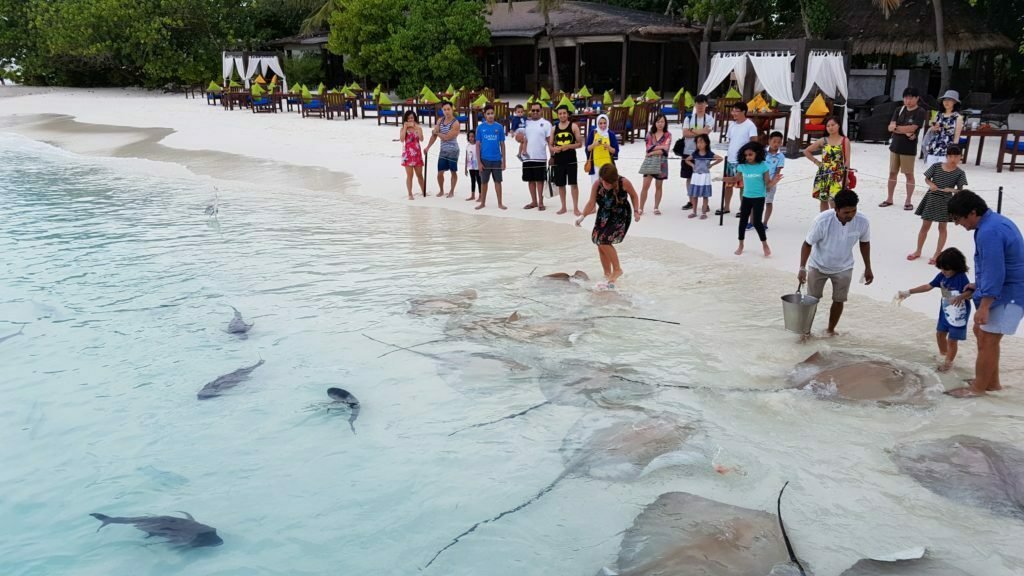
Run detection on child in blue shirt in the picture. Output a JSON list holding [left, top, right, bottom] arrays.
[[734, 141, 779, 258], [898, 247, 974, 371], [762, 131, 786, 229]]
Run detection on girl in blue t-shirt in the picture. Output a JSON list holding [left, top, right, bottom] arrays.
[[897, 247, 974, 372], [734, 141, 777, 258]]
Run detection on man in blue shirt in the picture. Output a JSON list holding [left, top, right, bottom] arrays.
[[947, 190, 1024, 397], [474, 104, 507, 211]]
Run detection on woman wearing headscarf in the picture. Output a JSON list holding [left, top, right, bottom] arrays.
[[585, 114, 619, 184]]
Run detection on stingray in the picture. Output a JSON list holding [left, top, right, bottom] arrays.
[[789, 351, 941, 405], [448, 362, 662, 436], [892, 435, 1024, 521], [600, 491, 794, 576], [447, 311, 593, 346], [541, 270, 590, 282], [407, 289, 478, 316], [840, 556, 972, 575], [425, 412, 700, 569]]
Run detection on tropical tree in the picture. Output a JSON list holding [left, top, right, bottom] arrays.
[[495, 0, 564, 93], [299, 0, 344, 35], [873, 0, 950, 93]]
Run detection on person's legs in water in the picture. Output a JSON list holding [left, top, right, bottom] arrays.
[[909, 220, 932, 260], [932, 222, 948, 264], [827, 300, 844, 335], [941, 333, 959, 372], [405, 166, 415, 199], [606, 245, 623, 283], [653, 179, 664, 214], [597, 245, 612, 279]]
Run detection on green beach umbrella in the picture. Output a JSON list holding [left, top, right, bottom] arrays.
[[672, 87, 685, 105], [725, 87, 741, 99], [684, 91, 695, 108], [421, 87, 441, 104], [349, 81, 362, 91], [603, 90, 613, 106], [643, 87, 659, 100], [446, 83, 455, 94], [539, 87, 551, 101], [208, 81, 222, 92], [578, 86, 591, 98], [556, 95, 576, 113]]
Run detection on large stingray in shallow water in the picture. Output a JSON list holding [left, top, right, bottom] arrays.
[[425, 412, 699, 569], [407, 289, 478, 316], [600, 492, 791, 576], [448, 311, 593, 345], [893, 435, 1024, 521], [789, 351, 940, 405]]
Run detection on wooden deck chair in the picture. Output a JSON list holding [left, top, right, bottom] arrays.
[[608, 106, 630, 144], [715, 97, 740, 142], [493, 101, 511, 131], [631, 102, 653, 144]]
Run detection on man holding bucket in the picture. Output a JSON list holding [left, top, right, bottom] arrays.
[[797, 189, 874, 335]]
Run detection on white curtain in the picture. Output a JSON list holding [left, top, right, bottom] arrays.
[[733, 65, 747, 96], [264, 56, 287, 92], [749, 53, 802, 138], [222, 53, 235, 82], [244, 57, 262, 87], [699, 53, 747, 97], [796, 51, 849, 134], [234, 57, 245, 86]]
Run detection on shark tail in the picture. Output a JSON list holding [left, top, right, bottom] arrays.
[[90, 513, 114, 531]]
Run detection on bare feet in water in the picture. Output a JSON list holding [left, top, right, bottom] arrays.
[[609, 269, 623, 283], [937, 360, 953, 372]]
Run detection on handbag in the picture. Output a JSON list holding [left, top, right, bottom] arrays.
[[583, 151, 593, 174], [639, 154, 662, 176]]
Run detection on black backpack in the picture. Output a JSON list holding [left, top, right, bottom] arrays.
[[672, 138, 686, 157]]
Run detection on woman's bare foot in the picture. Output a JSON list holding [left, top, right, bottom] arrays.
[[907, 252, 921, 261], [609, 269, 623, 282], [524, 203, 537, 210], [436, 191, 445, 197], [938, 360, 953, 372], [475, 203, 485, 210], [408, 195, 415, 200], [762, 243, 772, 258], [574, 209, 582, 217], [447, 192, 454, 198], [556, 208, 567, 215], [734, 242, 744, 256], [465, 196, 476, 201], [498, 204, 508, 210]]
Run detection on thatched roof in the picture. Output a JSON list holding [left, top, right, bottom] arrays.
[[486, 1, 698, 39], [816, 0, 1014, 55], [268, 30, 329, 47]]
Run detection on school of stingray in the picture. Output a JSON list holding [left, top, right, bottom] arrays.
[[40, 268, 1022, 573], [384, 272, 1022, 575]]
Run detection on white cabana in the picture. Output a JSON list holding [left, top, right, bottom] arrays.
[[697, 40, 849, 146], [221, 52, 288, 92]]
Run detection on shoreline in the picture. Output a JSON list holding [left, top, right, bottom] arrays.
[[0, 87, 1020, 328]]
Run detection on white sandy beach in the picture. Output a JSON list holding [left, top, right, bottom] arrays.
[[0, 87, 1020, 325]]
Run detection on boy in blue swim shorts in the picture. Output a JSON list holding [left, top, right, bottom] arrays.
[[897, 247, 973, 372]]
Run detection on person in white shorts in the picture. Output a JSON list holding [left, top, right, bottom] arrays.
[[797, 189, 874, 335]]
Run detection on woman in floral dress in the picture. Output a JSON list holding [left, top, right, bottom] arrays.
[[804, 116, 850, 212], [576, 163, 641, 285], [400, 110, 426, 199], [924, 90, 963, 166]]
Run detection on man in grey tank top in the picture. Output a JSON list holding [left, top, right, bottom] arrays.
[[424, 101, 461, 197]]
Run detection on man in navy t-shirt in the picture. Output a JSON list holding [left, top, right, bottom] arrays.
[[475, 104, 507, 211]]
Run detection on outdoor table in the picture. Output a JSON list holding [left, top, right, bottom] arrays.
[[961, 128, 1009, 169], [571, 111, 599, 139], [746, 110, 790, 144], [224, 92, 250, 111]]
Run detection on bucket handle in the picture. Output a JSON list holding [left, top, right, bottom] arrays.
[[795, 282, 804, 296]]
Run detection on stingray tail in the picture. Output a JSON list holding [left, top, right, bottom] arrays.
[[777, 482, 807, 575], [90, 513, 114, 531], [423, 472, 566, 569]]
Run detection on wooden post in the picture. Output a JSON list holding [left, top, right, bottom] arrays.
[[620, 36, 628, 97], [534, 41, 540, 94], [697, 41, 709, 94], [884, 54, 895, 98], [575, 43, 582, 91], [658, 43, 666, 95]]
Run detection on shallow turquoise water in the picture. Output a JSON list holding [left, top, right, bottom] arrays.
[[2, 133, 1023, 576]]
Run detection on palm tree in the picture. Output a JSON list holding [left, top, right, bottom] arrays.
[[300, 0, 343, 35], [874, 0, 950, 93], [497, 0, 564, 93]]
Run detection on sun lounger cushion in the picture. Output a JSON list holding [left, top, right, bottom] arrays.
[[662, 106, 679, 115], [1006, 140, 1024, 152]]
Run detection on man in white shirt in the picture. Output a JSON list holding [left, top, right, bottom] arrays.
[[518, 102, 553, 210], [681, 94, 716, 210], [798, 189, 874, 335], [718, 101, 759, 216]]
